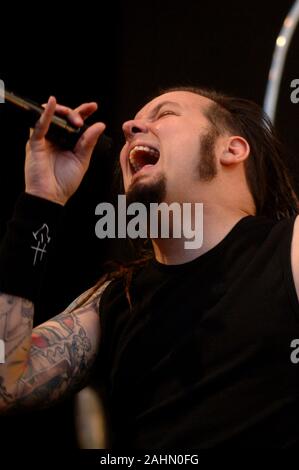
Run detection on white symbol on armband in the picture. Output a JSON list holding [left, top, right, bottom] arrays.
[[31, 223, 51, 266]]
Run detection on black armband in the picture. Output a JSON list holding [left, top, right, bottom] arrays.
[[0, 192, 64, 302]]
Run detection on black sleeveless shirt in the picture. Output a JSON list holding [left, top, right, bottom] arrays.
[[97, 215, 299, 448]]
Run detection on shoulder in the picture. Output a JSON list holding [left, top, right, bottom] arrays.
[[291, 215, 299, 299], [65, 278, 112, 315]]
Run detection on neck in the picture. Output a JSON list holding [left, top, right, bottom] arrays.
[[151, 203, 253, 265]]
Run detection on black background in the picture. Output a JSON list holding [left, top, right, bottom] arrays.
[[1, 0, 299, 450]]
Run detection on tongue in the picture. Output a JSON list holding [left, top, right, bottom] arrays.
[[135, 164, 155, 176], [137, 150, 159, 166]]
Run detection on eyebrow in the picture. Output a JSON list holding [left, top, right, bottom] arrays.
[[134, 100, 182, 120]]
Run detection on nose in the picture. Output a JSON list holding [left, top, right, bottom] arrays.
[[122, 119, 148, 141]]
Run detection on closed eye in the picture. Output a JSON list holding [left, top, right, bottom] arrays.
[[156, 110, 177, 119]]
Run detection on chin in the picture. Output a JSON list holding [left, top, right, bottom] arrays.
[[126, 173, 166, 208]]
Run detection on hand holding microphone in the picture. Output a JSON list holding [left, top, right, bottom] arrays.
[[24, 96, 107, 206], [0, 88, 113, 206], [3, 89, 112, 152]]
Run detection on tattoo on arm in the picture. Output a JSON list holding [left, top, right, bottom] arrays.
[[0, 281, 110, 413]]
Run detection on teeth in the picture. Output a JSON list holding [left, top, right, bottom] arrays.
[[129, 145, 159, 158], [129, 145, 159, 173]]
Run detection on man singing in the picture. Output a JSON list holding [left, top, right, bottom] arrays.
[[0, 87, 299, 448]]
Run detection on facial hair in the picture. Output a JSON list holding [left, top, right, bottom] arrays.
[[125, 128, 217, 207], [198, 129, 218, 181], [126, 173, 167, 209]]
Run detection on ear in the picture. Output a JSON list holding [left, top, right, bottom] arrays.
[[220, 136, 250, 166]]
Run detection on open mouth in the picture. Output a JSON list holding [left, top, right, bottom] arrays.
[[129, 145, 160, 174]]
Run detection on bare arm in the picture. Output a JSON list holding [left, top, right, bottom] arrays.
[[0, 95, 108, 413], [0, 281, 110, 413]]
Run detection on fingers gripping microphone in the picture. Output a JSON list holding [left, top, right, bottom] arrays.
[[1, 88, 113, 152]]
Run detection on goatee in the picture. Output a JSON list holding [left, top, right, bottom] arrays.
[[126, 174, 167, 209]]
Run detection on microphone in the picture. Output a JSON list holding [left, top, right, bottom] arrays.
[[0, 88, 113, 152]]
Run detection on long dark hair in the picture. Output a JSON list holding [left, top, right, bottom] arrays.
[[160, 85, 299, 219], [76, 85, 299, 309]]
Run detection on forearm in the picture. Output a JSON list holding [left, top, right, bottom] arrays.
[[0, 275, 109, 413], [0, 97, 108, 413], [0, 192, 64, 411], [0, 293, 101, 413], [0, 192, 63, 301]]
